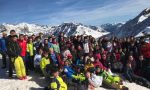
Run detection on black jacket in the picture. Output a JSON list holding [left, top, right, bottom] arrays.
[[7, 40, 21, 58]]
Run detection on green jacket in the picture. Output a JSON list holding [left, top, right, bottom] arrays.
[[97, 70, 120, 84], [52, 44, 60, 54]]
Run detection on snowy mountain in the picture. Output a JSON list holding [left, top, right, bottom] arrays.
[[117, 7, 150, 37], [0, 22, 109, 38], [101, 23, 124, 36]]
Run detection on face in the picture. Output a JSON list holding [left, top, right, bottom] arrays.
[[80, 56, 84, 60], [77, 45, 81, 50], [24, 35, 28, 40], [32, 35, 35, 40], [65, 61, 69, 66], [49, 48, 54, 54], [39, 49, 43, 54], [96, 68, 101, 73], [53, 71, 59, 77], [2, 33, 7, 37], [139, 56, 144, 61], [60, 33, 64, 36], [19, 35, 24, 41], [10, 31, 16, 36], [12, 37, 18, 42], [29, 38, 33, 42], [44, 39, 48, 44], [86, 72, 91, 78], [53, 39, 57, 42], [119, 49, 122, 53], [102, 54, 106, 60], [44, 53, 49, 57], [49, 38, 52, 42], [129, 56, 134, 61]]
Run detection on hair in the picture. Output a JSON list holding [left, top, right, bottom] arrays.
[[43, 47, 49, 53], [10, 30, 15, 33], [19, 34, 24, 37]]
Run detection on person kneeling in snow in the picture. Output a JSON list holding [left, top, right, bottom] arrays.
[[40, 47, 50, 77], [64, 61, 85, 82], [44, 67, 67, 90], [34, 48, 43, 74]]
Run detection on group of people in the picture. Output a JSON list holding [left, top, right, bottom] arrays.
[[0, 30, 150, 90]]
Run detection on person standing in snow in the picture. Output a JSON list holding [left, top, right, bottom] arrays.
[[6, 30, 17, 78], [0, 32, 7, 69]]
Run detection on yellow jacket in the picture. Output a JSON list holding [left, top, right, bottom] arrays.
[[48, 76, 67, 90], [27, 43, 34, 56], [40, 57, 50, 76], [84, 64, 94, 71]]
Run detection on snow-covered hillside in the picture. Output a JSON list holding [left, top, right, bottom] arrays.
[[135, 27, 150, 37], [116, 7, 150, 37], [0, 22, 109, 38]]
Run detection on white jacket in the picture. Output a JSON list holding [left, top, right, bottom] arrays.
[[34, 54, 42, 67], [88, 74, 103, 88], [83, 42, 90, 53]]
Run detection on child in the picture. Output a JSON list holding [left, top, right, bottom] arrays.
[[64, 61, 75, 78], [64, 61, 84, 81], [34, 48, 43, 73], [52, 38, 60, 54], [27, 37, 34, 70], [49, 48, 59, 66], [76, 56, 84, 68], [85, 69, 103, 90], [44, 66, 67, 90], [95, 67, 128, 90], [40, 47, 50, 77], [84, 59, 94, 71]]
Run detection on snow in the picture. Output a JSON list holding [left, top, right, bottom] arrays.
[[138, 15, 148, 23], [0, 22, 109, 38], [138, 8, 150, 23], [75, 25, 109, 38], [135, 26, 150, 37], [0, 57, 149, 90]]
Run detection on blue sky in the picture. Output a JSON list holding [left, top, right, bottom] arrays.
[[0, 0, 150, 25]]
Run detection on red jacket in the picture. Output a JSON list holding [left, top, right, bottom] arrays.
[[93, 60, 107, 70], [140, 43, 150, 58], [115, 53, 121, 61], [18, 40, 27, 57]]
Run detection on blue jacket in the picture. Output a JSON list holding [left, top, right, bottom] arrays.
[[48, 42, 53, 48], [76, 59, 84, 66], [64, 66, 75, 78], [50, 53, 58, 64], [0, 37, 7, 53]]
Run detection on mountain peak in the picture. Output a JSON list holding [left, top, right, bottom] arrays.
[[0, 22, 109, 38]]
